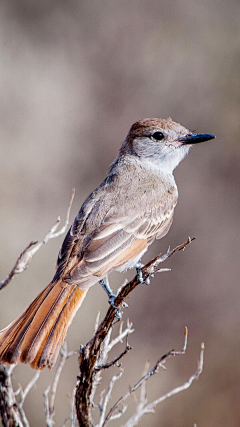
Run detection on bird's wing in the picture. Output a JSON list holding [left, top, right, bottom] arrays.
[[54, 170, 178, 286], [82, 192, 177, 277], [58, 194, 177, 287], [54, 192, 102, 281]]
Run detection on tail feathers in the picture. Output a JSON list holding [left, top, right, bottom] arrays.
[[0, 281, 88, 369], [0, 284, 54, 363]]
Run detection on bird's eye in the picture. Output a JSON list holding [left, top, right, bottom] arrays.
[[151, 131, 164, 141]]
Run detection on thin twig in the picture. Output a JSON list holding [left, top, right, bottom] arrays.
[[0, 363, 24, 427], [145, 236, 196, 277], [17, 405, 30, 427], [103, 330, 203, 427], [89, 320, 134, 417], [62, 387, 77, 427], [103, 328, 188, 425], [147, 343, 204, 407], [19, 371, 41, 404], [70, 388, 77, 427], [44, 386, 51, 427], [44, 342, 75, 427], [97, 368, 124, 427], [0, 241, 37, 291], [14, 370, 41, 427], [75, 237, 195, 426], [95, 337, 132, 371], [107, 320, 134, 352], [138, 360, 150, 412], [123, 343, 205, 427], [26, 188, 75, 257], [94, 311, 101, 334], [0, 189, 75, 291]]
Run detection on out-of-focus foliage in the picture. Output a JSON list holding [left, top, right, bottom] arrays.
[[0, 1, 239, 426]]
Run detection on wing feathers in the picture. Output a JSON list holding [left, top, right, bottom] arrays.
[[85, 234, 135, 271], [92, 238, 148, 277], [66, 202, 176, 284], [56, 175, 178, 287], [87, 230, 132, 262], [93, 223, 123, 240]]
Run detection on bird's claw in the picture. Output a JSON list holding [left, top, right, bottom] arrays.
[[136, 262, 151, 285], [99, 279, 128, 319], [108, 295, 122, 319]]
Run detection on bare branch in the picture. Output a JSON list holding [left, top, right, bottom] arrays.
[[44, 341, 75, 427], [145, 236, 196, 277], [17, 405, 30, 427], [12, 370, 41, 427], [44, 386, 51, 427], [94, 311, 101, 334], [75, 237, 195, 426], [0, 363, 24, 427], [107, 320, 134, 352], [102, 330, 204, 427], [1, 222, 198, 427], [95, 337, 132, 371], [70, 388, 77, 427], [148, 342, 205, 407], [123, 342, 205, 427], [97, 368, 124, 427], [0, 335, 40, 427], [46, 188, 75, 239], [0, 241, 38, 291], [89, 320, 134, 420], [23, 188, 75, 261], [0, 189, 75, 291], [19, 371, 41, 405], [138, 360, 150, 413], [103, 328, 188, 425]]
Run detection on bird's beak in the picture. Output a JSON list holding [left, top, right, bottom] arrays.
[[178, 132, 216, 145]]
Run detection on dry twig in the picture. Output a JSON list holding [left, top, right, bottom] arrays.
[[16, 370, 41, 427], [0, 363, 41, 427], [0, 191, 200, 427], [0, 189, 75, 291], [44, 342, 76, 427], [122, 341, 204, 427], [0, 191, 75, 427], [102, 327, 204, 427], [0, 364, 24, 427], [75, 237, 195, 426]]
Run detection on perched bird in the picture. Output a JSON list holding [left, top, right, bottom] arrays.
[[0, 118, 215, 369]]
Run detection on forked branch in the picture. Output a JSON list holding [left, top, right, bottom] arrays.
[[75, 237, 196, 426], [103, 329, 204, 427], [0, 189, 75, 291]]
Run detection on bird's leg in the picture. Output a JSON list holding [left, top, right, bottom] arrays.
[[135, 262, 154, 285], [99, 279, 122, 319]]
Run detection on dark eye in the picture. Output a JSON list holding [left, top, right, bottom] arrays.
[[152, 131, 164, 141]]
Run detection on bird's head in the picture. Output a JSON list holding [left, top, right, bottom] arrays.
[[121, 118, 215, 173]]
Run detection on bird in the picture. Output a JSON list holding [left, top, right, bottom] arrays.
[[0, 118, 215, 370]]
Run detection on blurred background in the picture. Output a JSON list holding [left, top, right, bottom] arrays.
[[0, 0, 240, 426]]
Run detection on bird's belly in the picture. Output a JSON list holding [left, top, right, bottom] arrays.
[[115, 246, 149, 272]]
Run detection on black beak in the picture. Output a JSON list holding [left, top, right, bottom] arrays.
[[178, 132, 216, 145]]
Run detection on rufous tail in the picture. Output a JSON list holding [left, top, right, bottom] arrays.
[[0, 281, 88, 369]]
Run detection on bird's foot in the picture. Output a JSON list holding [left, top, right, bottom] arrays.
[[99, 279, 128, 319], [135, 262, 154, 285], [108, 295, 122, 319]]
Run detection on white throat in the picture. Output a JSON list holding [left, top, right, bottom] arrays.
[[139, 145, 191, 175]]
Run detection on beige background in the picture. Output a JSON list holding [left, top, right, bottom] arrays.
[[0, 1, 240, 426]]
